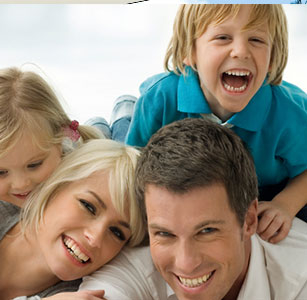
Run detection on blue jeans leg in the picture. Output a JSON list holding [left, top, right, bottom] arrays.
[[85, 117, 111, 139]]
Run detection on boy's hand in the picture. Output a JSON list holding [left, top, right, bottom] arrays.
[[257, 201, 292, 244], [43, 290, 106, 300]]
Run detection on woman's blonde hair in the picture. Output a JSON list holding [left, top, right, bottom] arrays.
[[164, 4, 288, 85], [0, 66, 102, 158], [21, 139, 146, 247]]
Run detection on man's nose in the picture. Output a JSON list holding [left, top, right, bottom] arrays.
[[174, 240, 203, 275]]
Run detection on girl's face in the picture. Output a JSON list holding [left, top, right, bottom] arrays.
[[37, 171, 131, 280], [0, 131, 62, 207]]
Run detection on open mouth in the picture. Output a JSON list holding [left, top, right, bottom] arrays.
[[63, 236, 91, 264], [221, 70, 252, 93], [178, 271, 214, 288]]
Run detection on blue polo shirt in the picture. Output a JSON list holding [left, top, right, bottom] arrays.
[[126, 67, 307, 188]]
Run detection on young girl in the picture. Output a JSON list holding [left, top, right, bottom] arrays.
[[0, 139, 146, 299], [0, 66, 102, 207]]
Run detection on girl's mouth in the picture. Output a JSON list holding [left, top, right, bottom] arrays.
[[12, 192, 31, 200], [221, 70, 253, 93]]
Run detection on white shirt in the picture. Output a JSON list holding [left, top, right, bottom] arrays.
[[80, 218, 307, 300]]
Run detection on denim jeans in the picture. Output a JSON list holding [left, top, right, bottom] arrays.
[[85, 95, 136, 143]]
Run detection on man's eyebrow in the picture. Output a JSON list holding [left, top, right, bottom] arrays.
[[87, 190, 130, 230], [148, 223, 172, 232], [148, 220, 226, 232], [195, 220, 226, 231]]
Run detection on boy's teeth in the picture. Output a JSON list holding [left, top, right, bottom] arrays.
[[223, 82, 247, 92], [179, 272, 213, 288], [63, 237, 90, 263], [225, 70, 250, 76]]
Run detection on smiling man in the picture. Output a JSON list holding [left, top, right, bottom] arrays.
[[81, 118, 307, 300]]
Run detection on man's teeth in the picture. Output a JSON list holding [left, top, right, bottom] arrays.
[[63, 237, 90, 263], [225, 70, 250, 76], [223, 82, 247, 92], [179, 272, 213, 288]]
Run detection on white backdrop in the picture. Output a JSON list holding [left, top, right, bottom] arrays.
[[0, 4, 306, 123]]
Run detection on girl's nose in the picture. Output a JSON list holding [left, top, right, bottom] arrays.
[[11, 173, 31, 190]]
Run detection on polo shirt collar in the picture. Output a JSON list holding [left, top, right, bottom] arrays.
[[177, 67, 272, 132]]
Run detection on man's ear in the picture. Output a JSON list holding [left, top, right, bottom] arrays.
[[243, 199, 258, 240]]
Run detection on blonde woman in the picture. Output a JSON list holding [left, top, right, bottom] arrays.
[[0, 139, 146, 299]]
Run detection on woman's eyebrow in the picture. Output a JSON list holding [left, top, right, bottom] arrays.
[[87, 190, 106, 209], [87, 190, 130, 230]]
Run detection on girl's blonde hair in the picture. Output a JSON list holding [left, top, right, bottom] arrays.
[[0, 67, 102, 158], [21, 139, 146, 247], [164, 4, 288, 85]]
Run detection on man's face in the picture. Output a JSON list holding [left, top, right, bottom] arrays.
[[146, 183, 257, 300]]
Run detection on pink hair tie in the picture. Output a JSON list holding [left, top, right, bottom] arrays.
[[63, 120, 81, 142]]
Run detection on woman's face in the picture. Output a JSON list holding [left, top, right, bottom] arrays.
[[37, 170, 131, 281]]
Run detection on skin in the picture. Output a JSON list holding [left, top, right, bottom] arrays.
[[146, 183, 257, 300], [184, 5, 271, 122], [0, 131, 62, 207], [0, 171, 131, 299]]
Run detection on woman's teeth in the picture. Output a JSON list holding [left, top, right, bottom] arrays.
[[63, 236, 90, 263]]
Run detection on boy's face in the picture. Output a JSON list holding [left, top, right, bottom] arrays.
[[186, 5, 271, 121]]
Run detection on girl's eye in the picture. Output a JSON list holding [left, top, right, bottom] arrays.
[[0, 170, 8, 177], [216, 35, 230, 41], [80, 199, 96, 215], [27, 161, 43, 169], [110, 226, 126, 241]]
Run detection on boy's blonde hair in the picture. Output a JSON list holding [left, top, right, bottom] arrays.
[[164, 4, 288, 85], [21, 139, 146, 247], [0, 67, 102, 158]]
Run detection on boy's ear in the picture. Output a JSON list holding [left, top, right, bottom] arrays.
[[242, 199, 258, 240], [183, 57, 192, 66]]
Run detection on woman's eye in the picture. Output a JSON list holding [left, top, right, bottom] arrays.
[[80, 199, 96, 215], [0, 170, 8, 177], [110, 226, 126, 241], [28, 161, 43, 169]]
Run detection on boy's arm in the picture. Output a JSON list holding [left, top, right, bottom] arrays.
[[257, 170, 307, 243]]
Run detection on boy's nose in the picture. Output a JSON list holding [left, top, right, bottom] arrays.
[[230, 40, 251, 60]]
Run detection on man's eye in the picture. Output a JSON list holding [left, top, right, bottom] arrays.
[[200, 227, 216, 234], [110, 226, 126, 241], [28, 161, 43, 169], [80, 199, 96, 215], [156, 231, 172, 237]]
